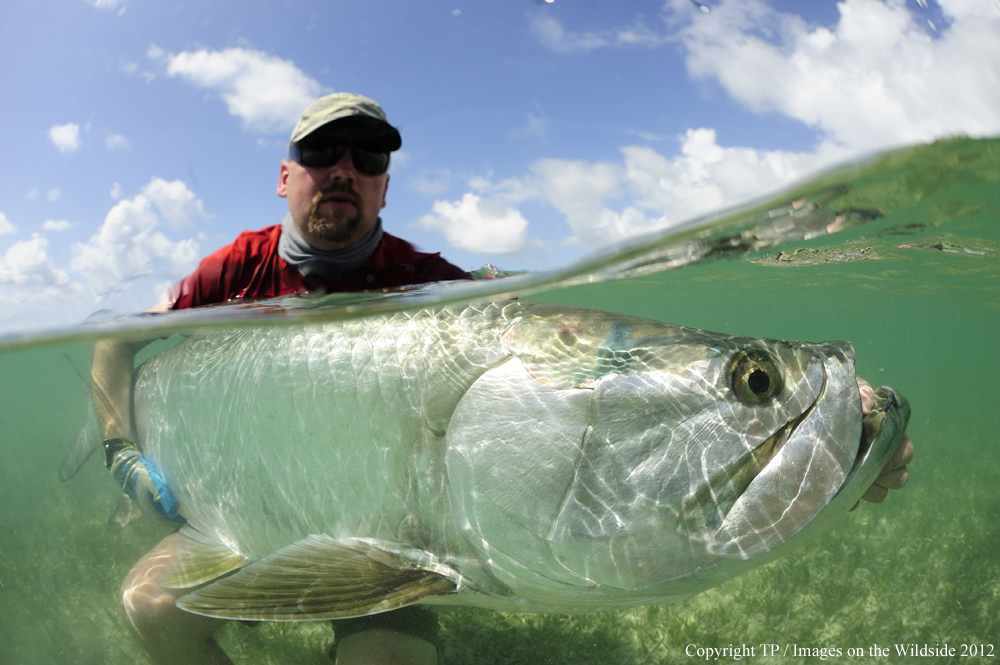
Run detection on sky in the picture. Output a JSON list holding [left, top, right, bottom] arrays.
[[1, 0, 998, 332]]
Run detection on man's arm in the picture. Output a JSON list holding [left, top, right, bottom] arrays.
[[91, 303, 188, 526], [90, 302, 171, 447]]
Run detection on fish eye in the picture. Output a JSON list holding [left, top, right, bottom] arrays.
[[729, 348, 784, 404]]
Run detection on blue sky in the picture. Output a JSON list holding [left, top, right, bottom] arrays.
[[1, 0, 998, 332]]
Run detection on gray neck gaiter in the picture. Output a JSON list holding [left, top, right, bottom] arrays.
[[277, 213, 384, 278]]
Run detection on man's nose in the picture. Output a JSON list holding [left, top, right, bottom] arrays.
[[326, 150, 357, 181]]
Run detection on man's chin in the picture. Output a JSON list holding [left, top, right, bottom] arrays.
[[306, 213, 362, 247]]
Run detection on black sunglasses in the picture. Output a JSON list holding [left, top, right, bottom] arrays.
[[288, 140, 390, 176]]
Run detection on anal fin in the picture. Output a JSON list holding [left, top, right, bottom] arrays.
[[159, 524, 250, 588], [175, 534, 458, 621]]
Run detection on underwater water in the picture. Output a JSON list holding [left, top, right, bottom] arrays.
[[0, 137, 997, 664]]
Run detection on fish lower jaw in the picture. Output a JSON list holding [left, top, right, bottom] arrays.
[[834, 386, 908, 502]]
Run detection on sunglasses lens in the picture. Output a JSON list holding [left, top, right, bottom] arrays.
[[351, 149, 390, 175], [292, 142, 389, 175], [295, 143, 346, 168]]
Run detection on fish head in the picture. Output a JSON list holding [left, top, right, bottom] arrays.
[[445, 303, 908, 608], [585, 331, 862, 562]]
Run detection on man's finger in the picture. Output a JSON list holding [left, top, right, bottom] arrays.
[[874, 466, 909, 490], [884, 434, 914, 472], [860, 483, 888, 505], [856, 377, 874, 416]]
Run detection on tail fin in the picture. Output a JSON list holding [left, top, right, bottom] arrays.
[[59, 354, 102, 482]]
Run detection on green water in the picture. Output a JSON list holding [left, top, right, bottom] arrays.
[[1, 138, 998, 663]]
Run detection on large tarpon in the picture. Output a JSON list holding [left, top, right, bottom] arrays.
[[106, 301, 910, 620]]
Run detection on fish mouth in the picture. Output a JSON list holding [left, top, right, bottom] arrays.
[[740, 385, 909, 509], [703, 383, 909, 560], [677, 389, 821, 546], [736, 392, 820, 491]]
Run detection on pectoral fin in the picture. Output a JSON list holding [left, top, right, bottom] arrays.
[[59, 363, 100, 483], [159, 525, 250, 588], [175, 534, 458, 621]]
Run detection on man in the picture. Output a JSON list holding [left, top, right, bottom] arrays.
[[92, 92, 913, 665], [170, 93, 468, 307], [93, 93, 466, 665]]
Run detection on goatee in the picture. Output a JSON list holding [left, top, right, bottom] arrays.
[[307, 187, 362, 245]]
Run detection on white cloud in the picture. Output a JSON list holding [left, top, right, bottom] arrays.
[[43, 220, 73, 231], [435, 128, 849, 248], [669, 0, 1000, 150], [619, 128, 852, 225], [937, 0, 1000, 21], [0, 219, 111, 332], [1, 179, 211, 333], [528, 13, 670, 53], [110, 182, 122, 199], [49, 123, 81, 153], [534, 1, 1000, 151], [47, 189, 61, 203], [0, 212, 15, 236], [140, 178, 212, 229], [525, 158, 627, 239], [416, 193, 528, 254], [161, 47, 327, 133], [0, 235, 69, 287], [26, 188, 39, 202], [0, 234, 89, 332], [70, 183, 204, 302], [490, 0, 1000, 253], [106, 134, 130, 150]]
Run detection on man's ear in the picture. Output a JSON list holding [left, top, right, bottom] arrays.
[[277, 160, 290, 198], [381, 174, 390, 210]]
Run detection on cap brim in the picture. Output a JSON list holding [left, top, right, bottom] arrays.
[[299, 116, 402, 151]]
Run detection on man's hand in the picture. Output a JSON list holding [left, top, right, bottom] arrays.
[[853, 377, 914, 509]]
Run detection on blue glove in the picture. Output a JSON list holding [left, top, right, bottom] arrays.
[[110, 446, 186, 525]]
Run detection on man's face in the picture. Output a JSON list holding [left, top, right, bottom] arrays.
[[277, 139, 390, 251]]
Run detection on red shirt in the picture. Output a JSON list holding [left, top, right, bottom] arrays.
[[169, 225, 469, 310]]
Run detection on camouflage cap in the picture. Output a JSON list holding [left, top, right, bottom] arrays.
[[290, 92, 402, 151]]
